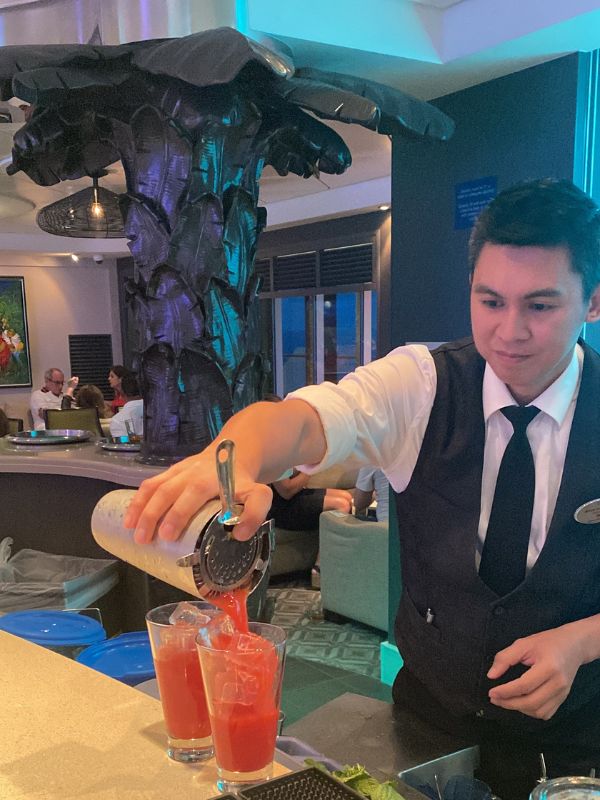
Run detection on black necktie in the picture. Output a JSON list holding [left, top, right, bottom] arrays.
[[479, 405, 541, 596]]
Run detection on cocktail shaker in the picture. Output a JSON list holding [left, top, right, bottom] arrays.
[[91, 440, 273, 599]]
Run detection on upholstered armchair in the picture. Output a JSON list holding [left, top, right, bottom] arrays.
[[319, 510, 389, 632]]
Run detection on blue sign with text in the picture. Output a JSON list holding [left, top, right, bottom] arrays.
[[454, 177, 497, 230]]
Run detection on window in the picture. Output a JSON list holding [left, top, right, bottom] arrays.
[[257, 236, 381, 395]]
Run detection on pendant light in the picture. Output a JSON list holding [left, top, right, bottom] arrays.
[[37, 175, 125, 238]]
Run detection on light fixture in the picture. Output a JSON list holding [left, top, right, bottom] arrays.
[[37, 174, 125, 238], [378, 204, 391, 211], [70, 253, 79, 262]]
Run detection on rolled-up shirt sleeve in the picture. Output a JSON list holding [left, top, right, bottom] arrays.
[[287, 344, 437, 492]]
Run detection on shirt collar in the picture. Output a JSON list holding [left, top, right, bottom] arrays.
[[482, 343, 582, 426]]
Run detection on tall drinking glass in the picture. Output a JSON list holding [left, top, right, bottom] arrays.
[[146, 601, 218, 763], [196, 620, 286, 793], [530, 777, 600, 798]]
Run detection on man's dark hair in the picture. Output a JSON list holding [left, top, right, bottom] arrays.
[[469, 178, 600, 299], [120, 373, 140, 399]]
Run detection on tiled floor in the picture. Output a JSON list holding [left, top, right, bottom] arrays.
[[267, 584, 393, 727]]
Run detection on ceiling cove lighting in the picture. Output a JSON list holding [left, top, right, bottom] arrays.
[[37, 175, 125, 238]]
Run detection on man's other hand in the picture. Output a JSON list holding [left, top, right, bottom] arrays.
[[487, 624, 588, 719]]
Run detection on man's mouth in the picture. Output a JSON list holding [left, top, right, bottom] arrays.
[[494, 349, 530, 363]]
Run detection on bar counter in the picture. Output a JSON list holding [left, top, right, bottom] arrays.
[[0, 437, 183, 631], [0, 438, 162, 563], [0, 629, 291, 800], [0, 436, 162, 486]]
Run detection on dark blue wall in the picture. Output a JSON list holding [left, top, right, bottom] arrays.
[[390, 53, 583, 348]]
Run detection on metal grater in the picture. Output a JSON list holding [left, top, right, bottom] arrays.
[[239, 767, 365, 800]]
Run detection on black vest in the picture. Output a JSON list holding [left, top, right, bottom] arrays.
[[393, 337, 600, 737]]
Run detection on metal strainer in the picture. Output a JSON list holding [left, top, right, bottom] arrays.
[[176, 439, 273, 598]]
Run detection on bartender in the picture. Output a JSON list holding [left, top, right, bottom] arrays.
[[125, 178, 600, 799]]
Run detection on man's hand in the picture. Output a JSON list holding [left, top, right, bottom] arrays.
[[123, 449, 273, 545], [487, 623, 589, 719], [123, 398, 327, 546], [67, 376, 79, 390]]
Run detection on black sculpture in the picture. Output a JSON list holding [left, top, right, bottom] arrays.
[[0, 28, 454, 462]]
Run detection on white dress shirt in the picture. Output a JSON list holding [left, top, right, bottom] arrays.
[[290, 343, 582, 570], [355, 465, 390, 523], [29, 388, 63, 430], [109, 399, 144, 438]]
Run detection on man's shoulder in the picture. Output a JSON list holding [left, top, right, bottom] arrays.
[[431, 337, 483, 370], [431, 336, 476, 357]]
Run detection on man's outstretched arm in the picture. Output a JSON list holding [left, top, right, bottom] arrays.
[[124, 399, 327, 544]]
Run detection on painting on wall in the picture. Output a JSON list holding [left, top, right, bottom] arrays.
[[0, 277, 32, 388]]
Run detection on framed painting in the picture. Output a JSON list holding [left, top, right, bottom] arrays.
[[0, 277, 32, 388]]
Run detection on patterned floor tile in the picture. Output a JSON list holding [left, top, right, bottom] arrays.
[[268, 587, 384, 680]]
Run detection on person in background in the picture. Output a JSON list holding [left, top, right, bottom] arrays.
[[268, 467, 353, 528], [109, 373, 143, 438], [29, 368, 77, 430], [354, 466, 390, 523], [61, 382, 113, 419], [108, 365, 131, 415], [0, 408, 9, 437], [125, 178, 600, 798]]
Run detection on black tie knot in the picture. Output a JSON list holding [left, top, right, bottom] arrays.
[[501, 405, 540, 435]]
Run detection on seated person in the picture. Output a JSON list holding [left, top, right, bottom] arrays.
[[109, 374, 143, 438], [30, 368, 77, 430], [354, 466, 390, 523], [268, 468, 353, 530], [61, 382, 113, 419], [108, 365, 132, 415]]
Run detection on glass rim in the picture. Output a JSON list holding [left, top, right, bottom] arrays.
[[531, 776, 600, 798], [195, 620, 287, 651], [145, 600, 220, 627]]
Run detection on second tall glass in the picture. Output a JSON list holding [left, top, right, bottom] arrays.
[[196, 620, 286, 792]]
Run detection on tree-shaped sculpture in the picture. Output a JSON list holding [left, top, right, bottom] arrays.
[[0, 28, 454, 463]]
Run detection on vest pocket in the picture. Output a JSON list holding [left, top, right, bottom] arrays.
[[398, 591, 442, 643]]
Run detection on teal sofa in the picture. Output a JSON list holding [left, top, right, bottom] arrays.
[[319, 510, 389, 632]]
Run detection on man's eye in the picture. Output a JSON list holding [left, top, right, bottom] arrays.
[[530, 303, 553, 312], [482, 299, 501, 308]]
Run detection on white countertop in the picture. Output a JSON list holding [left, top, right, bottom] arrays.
[[0, 630, 289, 800], [0, 438, 163, 487]]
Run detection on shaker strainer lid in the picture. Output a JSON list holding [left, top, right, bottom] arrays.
[[194, 515, 265, 592], [177, 439, 272, 596]]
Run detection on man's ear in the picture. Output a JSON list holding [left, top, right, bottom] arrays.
[[585, 285, 600, 323]]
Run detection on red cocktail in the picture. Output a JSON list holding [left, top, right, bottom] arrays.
[[153, 639, 211, 741], [196, 619, 286, 792], [146, 601, 219, 763]]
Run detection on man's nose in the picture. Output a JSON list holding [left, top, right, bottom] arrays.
[[497, 307, 529, 340]]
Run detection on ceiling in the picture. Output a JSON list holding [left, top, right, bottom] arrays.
[[0, 0, 600, 262]]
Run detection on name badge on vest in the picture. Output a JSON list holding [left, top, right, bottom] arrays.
[[574, 498, 600, 524]]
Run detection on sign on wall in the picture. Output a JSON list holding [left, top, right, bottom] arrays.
[[0, 276, 32, 388], [454, 177, 497, 230]]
